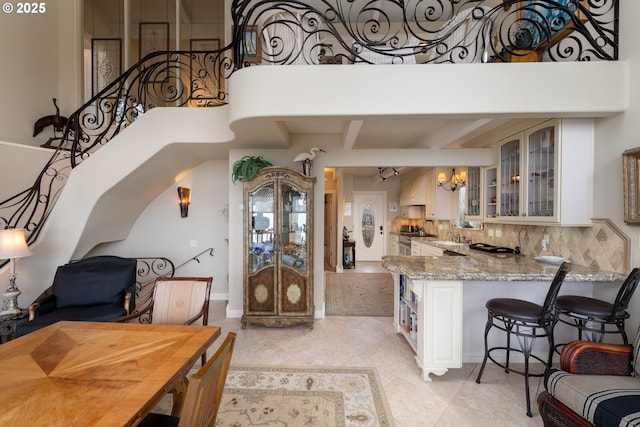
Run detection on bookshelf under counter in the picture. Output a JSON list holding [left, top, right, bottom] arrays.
[[393, 273, 463, 381]]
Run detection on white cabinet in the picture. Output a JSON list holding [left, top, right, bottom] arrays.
[[394, 273, 463, 381], [411, 240, 444, 256], [425, 168, 451, 220], [496, 119, 593, 225], [389, 234, 399, 255]]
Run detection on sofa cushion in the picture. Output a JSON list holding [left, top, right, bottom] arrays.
[[546, 370, 640, 426], [52, 256, 136, 309], [15, 304, 128, 337]]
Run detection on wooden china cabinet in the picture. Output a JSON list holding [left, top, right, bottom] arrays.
[[242, 167, 315, 328]]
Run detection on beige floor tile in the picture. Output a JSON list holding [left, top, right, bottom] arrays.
[[208, 301, 546, 426]]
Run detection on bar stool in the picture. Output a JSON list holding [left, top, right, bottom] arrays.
[[476, 262, 570, 417], [555, 268, 640, 346]]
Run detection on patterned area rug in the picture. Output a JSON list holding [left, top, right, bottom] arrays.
[[325, 272, 394, 316], [216, 366, 395, 426]]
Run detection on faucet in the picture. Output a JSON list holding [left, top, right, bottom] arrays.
[[516, 228, 528, 255], [446, 231, 460, 243]]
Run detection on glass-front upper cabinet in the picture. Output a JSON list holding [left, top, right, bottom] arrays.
[[494, 119, 593, 225], [465, 166, 482, 220], [525, 123, 557, 220], [496, 120, 560, 223], [499, 136, 522, 219]]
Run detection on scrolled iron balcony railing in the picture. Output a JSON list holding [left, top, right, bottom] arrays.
[[0, 0, 619, 257], [232, 0, 618, 66]]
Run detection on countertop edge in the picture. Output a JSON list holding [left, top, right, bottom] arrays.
[[381, 255, 627, 282]]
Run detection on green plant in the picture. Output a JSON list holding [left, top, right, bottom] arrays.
[[231, 155, 273, 183]]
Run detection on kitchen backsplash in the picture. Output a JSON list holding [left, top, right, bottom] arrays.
[[392, 217, 629, 273]]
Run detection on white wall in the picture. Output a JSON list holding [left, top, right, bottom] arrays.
[[89, 160, 231, 299], [593, 0, 640, 333], [0, 1, 82, 146]]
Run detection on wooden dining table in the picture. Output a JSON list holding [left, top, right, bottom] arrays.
[[0, 321, 221, 427]]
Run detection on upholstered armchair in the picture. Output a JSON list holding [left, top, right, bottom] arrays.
[[15, 255, 137, 337], [538, 327, 640, 426]]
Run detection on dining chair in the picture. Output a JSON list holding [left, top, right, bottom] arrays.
[[555, 268, 640, 346], [114, 276, 212, 364], [139, 332, 237, 427], [475, 262, 570, 417]]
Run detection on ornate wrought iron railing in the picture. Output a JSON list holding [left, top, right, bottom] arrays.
[[0, 0, 619, 258], [232, 0, 618, 66]]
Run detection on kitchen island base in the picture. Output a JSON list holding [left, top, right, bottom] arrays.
[[394, 273, 462, 381]]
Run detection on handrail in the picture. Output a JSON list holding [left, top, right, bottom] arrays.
[[0, 0, 619, 262]]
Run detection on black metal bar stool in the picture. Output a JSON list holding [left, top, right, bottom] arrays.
[[475, 262, 570, 417], [555, 268, 640, 347]]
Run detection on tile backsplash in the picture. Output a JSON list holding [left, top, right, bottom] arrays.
[[394, 217, 630, 273]]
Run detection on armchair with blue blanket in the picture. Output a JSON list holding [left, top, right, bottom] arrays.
[[15, 255, 136, 337]]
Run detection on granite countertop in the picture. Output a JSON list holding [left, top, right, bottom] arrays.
[[382, 241, 626, 282]]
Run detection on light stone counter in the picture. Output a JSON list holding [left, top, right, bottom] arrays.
[[381, 252, 626, 282]]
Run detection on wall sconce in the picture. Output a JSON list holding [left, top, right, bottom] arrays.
[[437, 168, 466, 192], [177, 187, 191, 218], [0, 228, 32, 314]]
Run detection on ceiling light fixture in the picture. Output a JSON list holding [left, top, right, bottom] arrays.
[[378, 167, 399, 182], [437, 168, 466, 192]]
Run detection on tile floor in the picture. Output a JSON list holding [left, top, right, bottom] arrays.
[[209, 261, 546, 426]]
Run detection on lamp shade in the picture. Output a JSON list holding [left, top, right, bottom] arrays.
[[0, 228, 32, 259]]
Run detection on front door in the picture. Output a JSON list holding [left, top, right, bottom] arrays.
[[353, 192, 386, 261]]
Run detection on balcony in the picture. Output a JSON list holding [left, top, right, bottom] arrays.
[[0, 0, 621, 251]]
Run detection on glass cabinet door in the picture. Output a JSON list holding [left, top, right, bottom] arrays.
[[280, 182, 308, 275], [248, 183, 275, 274], [465, 167, 481, 218], [499, 137, 521, 218], [526, 124, 556, 219]]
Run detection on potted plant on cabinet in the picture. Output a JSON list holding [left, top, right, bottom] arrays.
[[231, 155, 273, 183]]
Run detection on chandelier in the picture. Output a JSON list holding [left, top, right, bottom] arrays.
[[437, 168, 466, 192]]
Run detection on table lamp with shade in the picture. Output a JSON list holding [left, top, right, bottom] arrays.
[[0, 228, 32, 315]]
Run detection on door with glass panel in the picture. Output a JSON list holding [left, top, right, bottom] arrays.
[[353, 192, 385, 261]]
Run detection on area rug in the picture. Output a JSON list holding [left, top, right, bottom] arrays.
[[325, 272, 394, 316], [216, 365, 395, 426]]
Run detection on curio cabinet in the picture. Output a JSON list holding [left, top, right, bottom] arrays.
[[242, 167, 315, 328]]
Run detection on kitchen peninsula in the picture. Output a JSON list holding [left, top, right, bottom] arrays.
[[382, 245, 627, 381]]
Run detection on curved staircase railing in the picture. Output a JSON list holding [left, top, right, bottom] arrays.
[[0, 0, 619, 263]]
